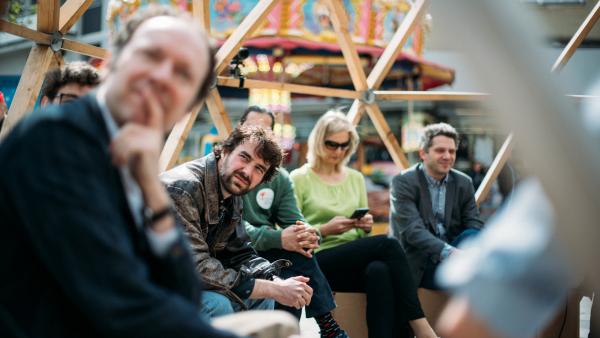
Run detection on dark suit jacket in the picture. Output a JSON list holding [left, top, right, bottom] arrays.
[[0, 94, 238, 338], [389, 164, 483, 283]]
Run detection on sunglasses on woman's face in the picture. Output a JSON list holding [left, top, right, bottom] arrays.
[[324, 140, 351, 151]]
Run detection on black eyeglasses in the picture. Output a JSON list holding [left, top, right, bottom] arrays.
[[324, 140, 351, 150], [56, 93, 80, 103]]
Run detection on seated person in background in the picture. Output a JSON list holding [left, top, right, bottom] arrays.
[[239, 106, 348, 338], [290, 110, 437, 338], [389, 122, 483, 290], [161, 126, 313, 318], [40, 61, 100, 106]]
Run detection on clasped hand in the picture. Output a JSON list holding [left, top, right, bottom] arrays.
[[281, 221, 320, 258]]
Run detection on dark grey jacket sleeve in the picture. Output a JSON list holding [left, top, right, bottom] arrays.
[[390, 174, 447, 256]]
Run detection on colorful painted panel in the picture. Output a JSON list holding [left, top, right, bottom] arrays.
[[107, 0, 423, 55]]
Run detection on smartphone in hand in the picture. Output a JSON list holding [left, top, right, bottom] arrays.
[[349, 208, 369, 220]]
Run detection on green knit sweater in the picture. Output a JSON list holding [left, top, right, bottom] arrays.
[[290, 164, 368, 252], [242, 168, 306, 251]]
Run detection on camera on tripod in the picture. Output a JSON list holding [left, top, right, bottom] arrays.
[[230, 48, 249, 87]]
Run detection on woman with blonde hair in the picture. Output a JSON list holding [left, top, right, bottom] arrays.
[[290, 110, 437, 338]]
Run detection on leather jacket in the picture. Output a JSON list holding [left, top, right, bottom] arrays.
[[161, 153, 289, 307]]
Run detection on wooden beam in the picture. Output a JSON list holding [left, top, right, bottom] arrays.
[[363, 104, 410, 169], [368, 0, 429, 89], [59, 0, 93, 34], [217, 76, 361, 99], [375, 90, 489, 101], [205, 88, 233, 139], [159, 102, 204, 172], [552, 0, 600, 73], [215, 0, 279, 75], [37, 0, 60, 33], [0, 19, 51, 44], [0, 46, 55, 139], [325, 0, 368, 91], [475, 134, 514, 206], [347, 100, 365, 125], [193, 0, 211, 32], [62, 39, 109, 59]]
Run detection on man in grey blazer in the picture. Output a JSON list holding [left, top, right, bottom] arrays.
[[389, 123, 483, 289]]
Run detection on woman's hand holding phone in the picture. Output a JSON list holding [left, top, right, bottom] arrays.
[[354, 213, 374, 233]]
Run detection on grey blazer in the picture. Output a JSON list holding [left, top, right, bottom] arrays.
[[389, 164, 483, 283]]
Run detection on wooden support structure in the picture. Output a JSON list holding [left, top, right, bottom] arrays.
[[375, 91, 488, 101], [326, 0, 425, 169], [346, 0, 429, 123], [10, 0, 596, 202], [552, 0, 600, 73], [159, 0, 279, 170], [475, 0, 600, 206], [37, 0, 60, 33], [475, 134, 514, 206], [0, 46, 56, 139], [192, 0, 210, 33], [0, 0, 109, 138], [159, 104, 204, 171], [62, 38, 109, 58], [367, 0, 429, 90], [0, 19, 52, 44], [217, 76, 361, 100], [364, 104, 410, 169], [325, 0, 368, 92], [205, 89, 232, 139], [158, 0, 213, 172], [59, 0, 93, 34], [347, 100, 365, 126], [214, 0, 279, 75]]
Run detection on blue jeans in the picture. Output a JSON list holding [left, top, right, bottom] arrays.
[[420, 229, 480, 290], [200, 291, 274, 318]]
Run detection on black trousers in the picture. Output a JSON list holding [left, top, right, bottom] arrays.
[[258, 249, 336, 319], [316, 235, 425, 338]]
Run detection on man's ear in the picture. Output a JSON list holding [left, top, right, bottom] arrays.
[[418, 148, 426, 161], [40, 96, 50, 107]]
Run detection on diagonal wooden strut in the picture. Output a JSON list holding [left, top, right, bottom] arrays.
[[475, 134, 514, 206], [0, 46, 56, 139], [59, 0, 94, 34], [364, 104, 410, 169], [215, 0, 279, 75], [325, 0, 368, 92], [347, 0, 429, 122], [327, 0, 413, 169], [552, 0, 600, 73], [160, 0, 279, 171]]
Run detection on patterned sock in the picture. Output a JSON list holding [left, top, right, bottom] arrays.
[[315, 312, 348, 338]]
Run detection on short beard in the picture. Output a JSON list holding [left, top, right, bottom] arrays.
[[220, 173, 249, 196]]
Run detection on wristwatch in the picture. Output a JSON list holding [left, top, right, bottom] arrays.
[[142, 204, 174, 227]]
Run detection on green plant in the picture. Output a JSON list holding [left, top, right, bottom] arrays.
[[8, 0, 24, 23]]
